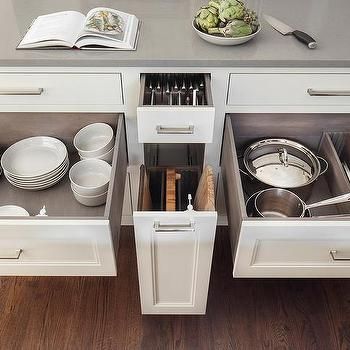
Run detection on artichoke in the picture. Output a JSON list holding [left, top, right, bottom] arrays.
[[243, 9, 259, 32], [217, 0, 245, 22], [195, 5, 220, 32], [208, 19, 253, 37]]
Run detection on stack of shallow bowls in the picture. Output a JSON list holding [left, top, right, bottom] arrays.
[[74, 123, 115, 164], [69, 159, 112, 206], [1, 136, 69, 190]]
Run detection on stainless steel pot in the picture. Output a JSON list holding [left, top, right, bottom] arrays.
[[243, 138, 328, 189], [254, 188, 350, 218]]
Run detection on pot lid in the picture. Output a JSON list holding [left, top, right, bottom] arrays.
[[244, 139, 321, 188]]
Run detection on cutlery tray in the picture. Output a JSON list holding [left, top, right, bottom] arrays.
[[137, 73, 215, 143]]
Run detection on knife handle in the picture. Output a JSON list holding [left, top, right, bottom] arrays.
[[292, 30, 317, 49]]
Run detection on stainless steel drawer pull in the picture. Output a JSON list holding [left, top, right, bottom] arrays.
[[0, 88, 44, 95], [154, 221, 195, 232], [307, 89, 350, 96], [0, 249, 23, 260], [330, 250, 350, 261], [156, 125, 194, 135]]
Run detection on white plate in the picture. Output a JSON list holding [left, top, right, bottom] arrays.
[[5, 155, 69, 181], [192, 21, 261, 46], [0, 205, 30, 216], [7, 163, 69, 190], [1, 136, 67, 178], [5, 159, 69, 185]]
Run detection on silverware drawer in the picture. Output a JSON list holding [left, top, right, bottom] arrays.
[[137, 73, 215, 143]]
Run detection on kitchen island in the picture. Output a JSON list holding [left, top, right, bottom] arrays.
[[0, 0, 350, 315]]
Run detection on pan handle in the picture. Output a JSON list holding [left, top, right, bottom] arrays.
[[317, 156, 329, 176]]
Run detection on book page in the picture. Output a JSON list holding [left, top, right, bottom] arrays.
[[19, 11, 85, 47], [78, 8, 131, 42]]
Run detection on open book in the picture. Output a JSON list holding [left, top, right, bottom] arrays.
[[17, 8, 140, 50]]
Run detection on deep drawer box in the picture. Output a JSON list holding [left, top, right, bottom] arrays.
[[0, 113, 128, 276], [221, 114, 350, 278]]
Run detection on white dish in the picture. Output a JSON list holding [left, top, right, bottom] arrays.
[[0, 205, 30, 216], [1, 136, 67, 178], [6, 161, 69, 188], [5, 157, 69, 183], [192, 21, 261, 46], [69, 159, 111, 196], [74, 123, 114, 158], [71, 185, 108, 207], [5, 155, 69, 181], [80, 146, 114, 164]]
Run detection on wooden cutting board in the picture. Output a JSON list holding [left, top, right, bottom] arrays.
[[166, 168, 181, 211]]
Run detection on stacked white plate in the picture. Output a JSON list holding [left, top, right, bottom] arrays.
[[1, 136, 69, 190]]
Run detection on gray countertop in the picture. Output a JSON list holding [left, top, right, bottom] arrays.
[[1, 0, 349, 67]]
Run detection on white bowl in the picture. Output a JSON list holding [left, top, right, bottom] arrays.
[[80, 146, 114, 164], [69, 159, 111, 196], [71, 185, 108, 207], [192, 21, 261, 46], [74, 123, 114, 158]]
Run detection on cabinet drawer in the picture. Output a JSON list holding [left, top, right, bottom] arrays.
[[221, 114, 350, 278], [227, 73, 350, 107], [0, 221, 115, 276], [133, 165, 217, 314], [137, 73, 215, 143], [0, 73, 123, 111], [235, 223, 350, 278], [0, 113, 128, 276]]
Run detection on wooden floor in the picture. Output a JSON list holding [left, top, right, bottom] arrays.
[[0, 227, 350, 350]]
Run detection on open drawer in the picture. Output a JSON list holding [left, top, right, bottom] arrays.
[[0, 113, 128, 276], [133, 155, 217, 314], [137, 73, 215, 143], [221, 113, 350, 278]]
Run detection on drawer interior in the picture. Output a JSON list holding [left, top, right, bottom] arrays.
[[227, 113, 350, 219], [0, 113, 124, 219], [139, 73, 213, 107], [138, 143, 215, 212]]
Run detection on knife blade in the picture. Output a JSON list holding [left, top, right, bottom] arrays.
[[264, 14, 317, 49]]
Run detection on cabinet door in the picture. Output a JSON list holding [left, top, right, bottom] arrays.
[[133, 211, 217, 314]]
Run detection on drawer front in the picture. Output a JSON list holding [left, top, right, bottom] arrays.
[[136, 107, 215, 143], [0, 73, 123, 111], [0, 220, 116, 276], [133, 211, 217, 314], [227, 73, 350, 106], [234, 221, 350, 278]]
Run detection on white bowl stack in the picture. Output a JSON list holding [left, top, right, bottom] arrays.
[[1, 136, 69, 190], [74, 123, 115, 164], [69, 159, 112, 207]]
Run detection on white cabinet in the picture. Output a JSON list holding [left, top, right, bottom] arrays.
[[0, 113, 128, 276], [227, 73, 350, 107], [134, 211, 216, 314], [221, 113, 350, 278], [0, 73, 123, 112]]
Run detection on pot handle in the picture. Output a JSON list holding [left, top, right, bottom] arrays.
[[318, 156, 329, 176], [239, 168, 255, 181]]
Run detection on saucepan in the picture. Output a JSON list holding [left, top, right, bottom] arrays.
[[253, 188, 350, 218]]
